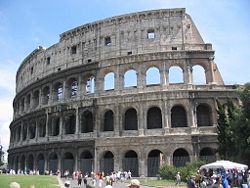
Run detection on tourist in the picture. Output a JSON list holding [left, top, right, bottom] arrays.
[[128, 170, 132, 179], [77, 172, 83, 188], [64, 180, 70, 188], [175, 172, 181, 185], [127, 179, 140, 188], [9, 182, 21, 188]]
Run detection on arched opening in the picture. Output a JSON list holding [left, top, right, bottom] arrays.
[[147, 107, 162, 129], [62, 152, 74, 174], [81, 110, 94, 133], [14, 156, 19, 173], [54, 82, 63, 101], [38, 117, 46, 137], [33, 90, 40, 107], [169, 66, 183, 84], [192, 65, 206, 84], [29, 122, 36, 139], [200, 147, 216, 163], [146, 67, 160, 85], [49, 117, 60, 136], [86, 76, 95, 94], [37, 154, 45, 174], [103, 110, 114, 131], [68, 78, 78, 98], [27, 154, 34, 172], [148, 150, 163, 177], [123, 150, 138, 177], [124, 69, 137, 88], [20, 155, 25, 172], [26, 94, 31, 109], [173, 148, 190, 167], [104, 72, 115, 91], [197, 104, 212, 127], [22, 124, 27, 141], [80, 151, 93, 174], [42, 86, 50, 105], [124, 108, 138, 130], [100, 151, 114, 175], [171, 106, 187, 127], [64, 113, 76, 134], [48, 153, 58, 174]]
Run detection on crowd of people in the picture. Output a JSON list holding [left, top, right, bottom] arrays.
[[63, 170, 134, 188], [186, 168, 250, 188]]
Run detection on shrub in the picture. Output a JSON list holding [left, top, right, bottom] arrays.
[[159, 159, 206, 181]]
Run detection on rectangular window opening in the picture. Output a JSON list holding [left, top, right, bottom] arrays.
[[71, 45, 77, 54], [105, 36, 111, 46], [172, 47, 177, 50]]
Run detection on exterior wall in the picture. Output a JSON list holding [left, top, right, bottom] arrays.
[[9, 8, 239, 176]]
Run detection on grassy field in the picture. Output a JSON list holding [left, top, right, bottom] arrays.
[[0, 174, 60, 188]]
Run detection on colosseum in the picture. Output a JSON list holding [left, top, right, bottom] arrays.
[[8, 8, 238, 177]]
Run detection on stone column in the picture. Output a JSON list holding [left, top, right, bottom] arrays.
[[59, 115, 63, 136], [45, 109, 49, 137], [114, 105, 120, 136], [209, 59, 215, 84], [184, 59, 192, 85], [74, 151, 78, 172], [163, 100, 170, 134], [62, 80, 66, 101], [138, 103, 145, 136], [20, 122, 23, 144], [75, 107, 79, 136], [78, 75, 82, 99]]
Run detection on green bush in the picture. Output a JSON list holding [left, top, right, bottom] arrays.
[[159, 159, 206, 182]]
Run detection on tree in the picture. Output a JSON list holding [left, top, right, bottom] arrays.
[[217, 83, 250, 166]]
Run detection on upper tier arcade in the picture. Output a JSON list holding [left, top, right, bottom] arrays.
[[16, 8, 217, 94]]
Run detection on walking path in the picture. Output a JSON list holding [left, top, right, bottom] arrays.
[[60, 177, 186, 188]]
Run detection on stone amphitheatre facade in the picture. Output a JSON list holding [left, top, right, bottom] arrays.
[[8, 8, 238, 177]]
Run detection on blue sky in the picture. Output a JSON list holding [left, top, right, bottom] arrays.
[[0, 0, 249, 158]]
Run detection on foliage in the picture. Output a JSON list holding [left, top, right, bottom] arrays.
[[0, 174, 59, 188], [217, 82, 250, 166], [159, 160, 205, 181]]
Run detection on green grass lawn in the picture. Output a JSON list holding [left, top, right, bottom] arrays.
[[0, 174, 60, 188]]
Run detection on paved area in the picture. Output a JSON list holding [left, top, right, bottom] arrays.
[[60, 178, 186, 188], [60, 178, 156, 188]]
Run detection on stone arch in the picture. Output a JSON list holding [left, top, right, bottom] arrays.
[[124, 69, 137, 88], [26, 93, 31, 109], [38, 117, 46, 137], [197, 104, 212, 127], [171, 105, 187, 127], [67, 77, 78, 98], [22, 123, 27, 141], [49, 116, 60, 136], [200, 147, 216, 163], [37, 153, 45, 174], [42, 86, 50, 105], [14, 156, 19, 173], [169, 66, 184, 83], [33, 90, 40, 107], [147, 106, 162, 129], [28, 121, 36, 139], [173, 148, 190, 167], [103, 110, 114, 131], [124, 108, 138, 130], [54, 82, 63, 101], [192, 65, 206, 84], [146, 66, 160, 85], [80, 150, 93, 174], [104, 72, 115, 90], [20, 155, 25, 172], [64, 112, 76, 134], [148, 149, 163, 177], [86, 76, 95, 94], [81, 110, 94, 133], [48, 152, 58, 174], [27, 154, 34, 172], [100, 151, 114, 175], [62, 152, 75, 174], [123, 150, 139, 177]]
